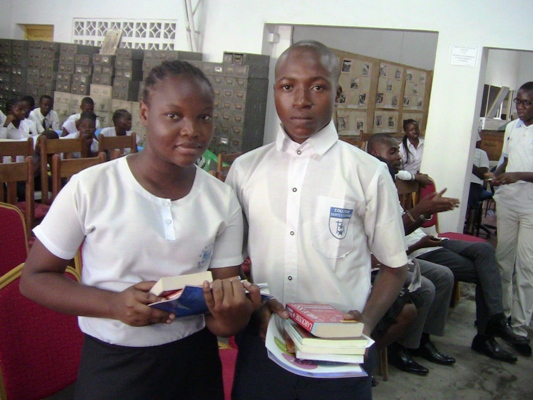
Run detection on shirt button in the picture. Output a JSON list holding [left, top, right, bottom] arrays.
[[297, 150, 302, 155], [292, 187, 297, 192], [165, 219, 172, 225], [290, 231, 294, 236], [288, 276, 293, 281]]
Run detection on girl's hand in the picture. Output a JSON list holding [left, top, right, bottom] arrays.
[[112, 281, 175, 326]]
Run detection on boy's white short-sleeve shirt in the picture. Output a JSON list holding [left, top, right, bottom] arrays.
[[34, 157, 244, 346], [29, 108, 60, 131], [62, 113, 101, 134], [226, 121, 407, 314], [494, 119, 533, 213]]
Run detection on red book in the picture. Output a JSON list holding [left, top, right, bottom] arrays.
[[286, 303, 364, 338]]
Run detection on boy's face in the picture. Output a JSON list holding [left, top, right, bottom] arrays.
[[20, 101, 32, 118], [40, 98, 53, 116], [371, 139, 402, 173], [515, 89, 533, 126], [80, 102, 94, 113], [117, 114, 132, 131], [274, 47, 338, 143]]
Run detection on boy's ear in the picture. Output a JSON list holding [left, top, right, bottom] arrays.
[[139, 101, 149, 128]]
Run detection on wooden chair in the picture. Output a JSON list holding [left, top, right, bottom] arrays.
[[0, 202, 29, 278], [98, 133, 138, 160], [0, 137, 34, 164], [0, 263, 83, 400], [0, 156, 34, 233], [51, 152, 107, 201], [216, 152, 242, 182], [40, 136, 85, 203]]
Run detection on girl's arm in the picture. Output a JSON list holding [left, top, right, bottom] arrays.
[[20, 239, 173, 326]]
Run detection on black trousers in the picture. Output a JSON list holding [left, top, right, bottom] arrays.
[[75, 328, 224, 400]]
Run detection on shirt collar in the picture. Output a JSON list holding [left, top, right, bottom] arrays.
[[516, 119, 525, 128], [275, 120, 338, 156]]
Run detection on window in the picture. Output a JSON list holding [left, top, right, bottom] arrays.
[[73, 19, 176, 50]]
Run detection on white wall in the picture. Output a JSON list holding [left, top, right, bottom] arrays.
[[3, 0, 533, 232], [293, 26, 438, 71]]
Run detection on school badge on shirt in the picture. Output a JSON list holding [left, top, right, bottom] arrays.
[[329, 207, 353, 239]]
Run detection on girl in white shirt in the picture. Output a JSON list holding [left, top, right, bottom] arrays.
[[399, 119, 425, 174], [20, 60, 261, 400], [99, 109, 139, 154]]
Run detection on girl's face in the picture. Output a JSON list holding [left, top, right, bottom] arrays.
[[404, 122, 420, 142], [116, 113, 132, 132], [140, 74, 214, 168], [9, 102, 27, 121], [76, 119, 96, 139]]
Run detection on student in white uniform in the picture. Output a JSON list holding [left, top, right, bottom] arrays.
[[99, 109, 139, 154], [0, 98, 39, 143], [491, 81, 533, 357], [20, 60, 261, 400], [227, 41, 407, 400], [61, 111, 99, 158], [29, 95, 61, 131], [399, 119, 424, 175], [61, 96, 101, 136]]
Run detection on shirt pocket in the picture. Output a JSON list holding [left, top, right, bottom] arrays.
[[312, 196, 356, 259]]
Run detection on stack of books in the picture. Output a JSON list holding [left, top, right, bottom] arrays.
[[285, 303, 368, 364], [265, 303, 374, 378]]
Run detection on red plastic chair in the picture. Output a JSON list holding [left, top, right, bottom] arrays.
[[0, 202, 29, 278], [0, 264, 83, 400]]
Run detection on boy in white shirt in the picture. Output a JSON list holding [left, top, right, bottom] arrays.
[[61, 97, 101, 136], [29, 95, 60, 131]]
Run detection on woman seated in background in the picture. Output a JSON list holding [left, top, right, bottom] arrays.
[[399, 119, 424, 175]]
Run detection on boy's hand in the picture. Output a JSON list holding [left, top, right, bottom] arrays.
[[492, 172, 520, 186], [203, 278, 262, 337], [417, 235, 443, 249], [112, 281, 175, 326], [256, 298, 289, 342], [416, 188, 459, 216]]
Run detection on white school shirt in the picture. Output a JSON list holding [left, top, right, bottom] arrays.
[[0, 110, 5, 126], [399, 137, 424, 174], [62, 113, 101, 134], [29, 108, 60, 131], [61, 130, 99, 157], [34, 157, 244, 347], [0, 120, 39, 162], [493, 119, 533, 214], [471, 148, 490, 185], [404, 228, 440, 259], [226, 121, 407, 314], [99, 127, 140, 154]]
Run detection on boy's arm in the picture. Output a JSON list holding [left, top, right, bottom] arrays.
[[360, 264, 407, 336], [20, 239, 173, 326], [203, 266, 262, 337]]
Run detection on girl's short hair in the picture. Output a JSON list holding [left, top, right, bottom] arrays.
[[112, 109, 131, 125], [142, 60, 213, 104]]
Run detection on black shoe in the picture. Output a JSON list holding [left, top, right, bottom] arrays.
[[471, 334, 517, 363], [512, 342, 532, 357], [486, 315, 531, 345], [388, 344, 429, 375], [412, 341, 456, 365]]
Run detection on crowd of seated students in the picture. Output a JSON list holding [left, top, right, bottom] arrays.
[[366, 133, 530, 382]]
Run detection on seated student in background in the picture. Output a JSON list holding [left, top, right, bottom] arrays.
[[61, 96, 101, 136], [0, 98, 39, 144], [20, 95, 43, 136], [369, 132, 526, 364], [20, 60, 262, 400], [399, 119, 424, 175], [0, 108, 5, 125], [227, 40, 408, 400], [29, 95, 61, 131], [62, 111, 99, 158], [99, 109, 140, 154], [369, 141, 455, 376]]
